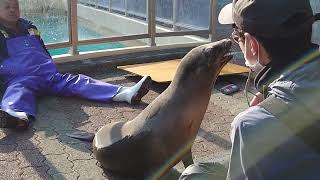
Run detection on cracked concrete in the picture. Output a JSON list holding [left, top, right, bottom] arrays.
[[0, 68, 252, 179]]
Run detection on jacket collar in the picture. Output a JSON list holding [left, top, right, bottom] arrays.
[[0, 18, 32, 37], [254, 44, 319, 95]]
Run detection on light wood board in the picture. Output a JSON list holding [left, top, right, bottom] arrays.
[[119, 59, 249, 83]]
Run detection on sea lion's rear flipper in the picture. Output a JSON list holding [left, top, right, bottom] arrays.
[[66, 131, 95, 142]]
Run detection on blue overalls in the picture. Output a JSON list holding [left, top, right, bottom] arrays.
[[0, 33, 120, 117]]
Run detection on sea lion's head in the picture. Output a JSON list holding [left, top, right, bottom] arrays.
[[173, 39, 233, 88], [201, 39, 233, 71]]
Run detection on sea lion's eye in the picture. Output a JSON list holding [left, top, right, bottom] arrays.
[[203, 47, 212, 58]]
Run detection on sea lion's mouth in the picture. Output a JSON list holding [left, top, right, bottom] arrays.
[[221, 51, 234, 64], [221, 39, 233, 64]]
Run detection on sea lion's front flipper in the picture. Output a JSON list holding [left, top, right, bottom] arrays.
[[182, 149, 194, 168], [66, 131, 95, 142]]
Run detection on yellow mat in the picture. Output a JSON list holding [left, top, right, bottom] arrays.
[[118, 59, 249, 83]]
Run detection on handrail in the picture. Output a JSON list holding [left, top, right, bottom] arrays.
[[46, 42, 71, 50], [78, 34, 150, 45]]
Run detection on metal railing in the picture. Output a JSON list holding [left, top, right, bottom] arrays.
[[47, 0, 217, 63]]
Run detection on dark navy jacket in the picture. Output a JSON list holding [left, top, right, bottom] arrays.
[[0, 18, 50, 60]]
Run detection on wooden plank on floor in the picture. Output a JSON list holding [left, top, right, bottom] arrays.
[[118, 59, 249, 83]]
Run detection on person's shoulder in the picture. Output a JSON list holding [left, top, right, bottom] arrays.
[[231, 106, 276, 129], [18, 18, 37, 29]]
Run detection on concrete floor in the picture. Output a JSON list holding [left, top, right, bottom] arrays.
[[0, 67, 253, 180]]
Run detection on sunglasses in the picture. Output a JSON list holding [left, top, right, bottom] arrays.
[[231, 24, 245, 43]]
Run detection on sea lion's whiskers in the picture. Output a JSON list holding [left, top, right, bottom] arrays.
[[230, 42, 239, 52], [226, 51, 238, 56]]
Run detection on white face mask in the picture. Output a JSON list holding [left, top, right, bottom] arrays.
[[244, 39, 265, 72]]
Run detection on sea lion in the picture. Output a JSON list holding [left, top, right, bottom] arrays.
[[90, 39, 233, 178]]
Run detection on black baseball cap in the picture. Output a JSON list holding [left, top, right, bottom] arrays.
[[219, 0, 320, 38]]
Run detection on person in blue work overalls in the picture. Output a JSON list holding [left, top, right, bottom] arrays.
[[0, 0, 152, 130]]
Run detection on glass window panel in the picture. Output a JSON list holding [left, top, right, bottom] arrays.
[[155, 36, 209, 46], [20, 0, 69, 44], [215, 0, 232, 40], [127, 0, 147, 18], [77, 0, 148, 50], [155, 0, 172, 32], [79, 0, 96, 7], [154, 0, 232, 40], [155, 0, 210, 32], [76, 0, 149, 54], [97, 0, 109, 9], [111, 0, 125, 12], [176, 0, 210, 30], [310, 0, 320, 44], [156, 0, 173, 21]]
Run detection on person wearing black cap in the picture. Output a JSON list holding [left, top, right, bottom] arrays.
[[179, 0, 320, 179]]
